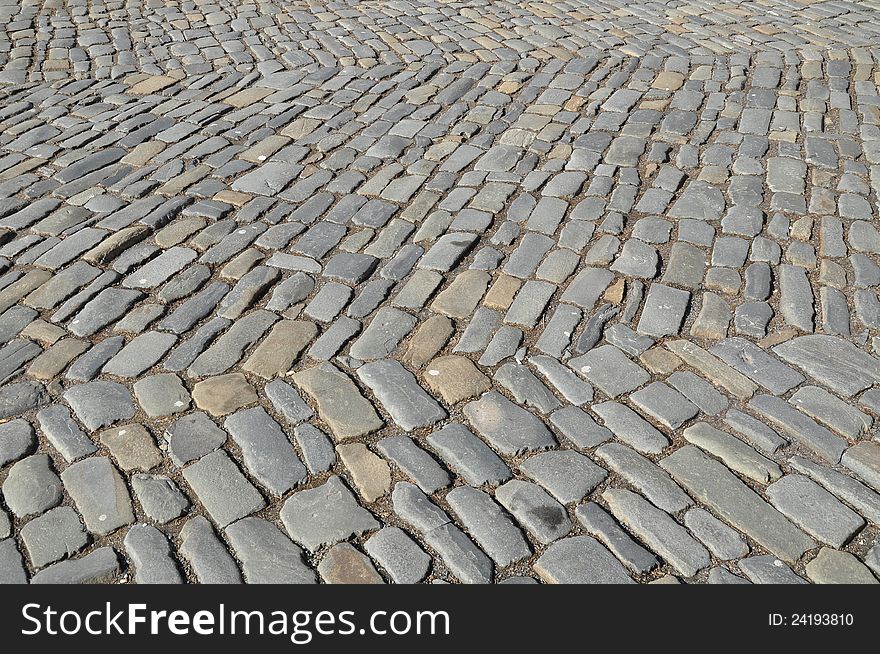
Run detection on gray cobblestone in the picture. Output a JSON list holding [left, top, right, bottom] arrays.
[[1, 1, 879, 584]]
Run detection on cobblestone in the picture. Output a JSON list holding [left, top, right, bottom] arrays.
[[1, 0, 880, 584]]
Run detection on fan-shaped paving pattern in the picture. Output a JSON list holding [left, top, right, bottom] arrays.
[[1, 0, 880, 585]]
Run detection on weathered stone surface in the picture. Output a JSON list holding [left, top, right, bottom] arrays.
[[191, 373, 258, 416], [225, 517, 316, 584], [337, 443, 392, 503], [495, 480, 572, 544], [738, 555, 806, 585], [348, 307, 416, 360], [683, 422, 782, 484], [427, 424, 511, 487], [592, 401, 669, 454], [575, 502, 659, 574], [280, 476, 379, 552], [318, 543, 384, 584], [242, 320, 316, 378], [0, 419, 35, 467], [36, 405, 96, 462], [132, 373, 190, 418], [767, 475, 864, 548], [20, 506, 88, 568], [179, 516, 242, 584], [596, 442, 690, 512], [661, 446, 815, 562], [569, 345, 650, 398], [132, 474, 189, 524], [64, 381, 136, 430], [61, 457, 135, 535], [447, 485, 531, 567], [3, 5, 879, 587], [182, 450, 266, 528], [293, 363, 383, 440], [684, 508, 749, 561], [31, 547, 120, 584], [519, 450, 606, 504], [124, 524, 184, 584], [603, 488, 711, 577], [842, 442, 880, 493], [99, 424, 163, 472], [225, 407, 307, 496], [423, 355, 491, 404], [357, 359, 446, 431], [3, 454, 62, 518], [364, 527, 431, 584], [164, 411, 227, 466], [463, 391, 556, 456], [805, 548, 878, 584], [0, 539, 27, 584], [0, 381, 48, 419], [749, 394, 847, 464], [773, 335, 880, 397], [534, 536, 634, 584]]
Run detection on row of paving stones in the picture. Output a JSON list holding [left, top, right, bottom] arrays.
[[2, 0, 880, 85], [1, 2, 880, 584]]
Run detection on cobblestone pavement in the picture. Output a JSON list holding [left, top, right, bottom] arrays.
[[1, 1, 880, 585]]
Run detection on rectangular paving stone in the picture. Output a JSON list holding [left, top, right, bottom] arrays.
[[427, 424, 511, 487], [772, 335, 880, 398], [20, 506, 88, 568], [842, 442, 880, 493], [463, 391, 556, 456], [348, 307, 416, 360], [596, 442, 690, 513], [683, 422, 782, 484], [495, 479, 571, 545], [504, 280, 556, 328], [446, 485, 531, 567], [68, 287, 143, 337], [280, 475, 379, 552], [519, 450, 606, 505], [789, 455, 880, 525], [667, 371, 728, 416], [102, 331, 177, 377], [766, 474, 864, 548], [603, 488, 710, 578], [636, 283, 690, 337], [629, 381, 699, 430], [36, 405, 97, 462], [182, 450, 266, 528], [709, 337, 804, 395], [0, 339, 41, 384], [592, 400, 670, 454], [748, 394, 848, 464], [789, 386, 872, 439], [569, 345, 650, 399], [665, 340, 758, 399], [224, 407, 307, 497], [122, 246, 197, 289], [576, 502, 659, 574], [225, 517, 315, 584], [293, 362, 383, 441], [30, 547, 119, 584], [241, 320, 316, 379], [357, 359, 446, 431], [376, 435, 450, 494], [187, 310, 278, 377], [534, 535, 634, 584], [529, 355, 593, 406], [559, 268, 614, 309], [661, 445, 815, 562]]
